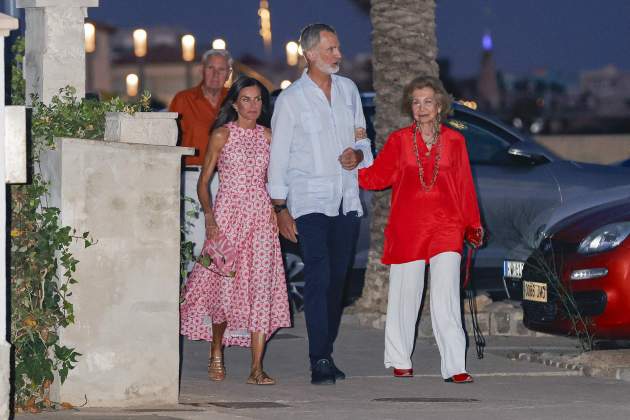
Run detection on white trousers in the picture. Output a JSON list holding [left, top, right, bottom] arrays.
[[384, 251, 467, 378], [182, 169, 219, 259]]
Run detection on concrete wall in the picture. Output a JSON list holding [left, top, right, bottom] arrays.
[[18, 0, 100, 103], [535, 134, 630, 164], [0, 13, 21, 419], [39, 130, 192, 407]]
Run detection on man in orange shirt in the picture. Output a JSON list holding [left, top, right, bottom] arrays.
[[170, 49, 232, 257]]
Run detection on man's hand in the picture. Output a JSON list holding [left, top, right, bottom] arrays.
[[276, 209, 298, 243], [339, 147, 364, 170], [354, 127, 367, 140]]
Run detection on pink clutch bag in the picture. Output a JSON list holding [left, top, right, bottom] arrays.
[[197, 232, 237, 277]]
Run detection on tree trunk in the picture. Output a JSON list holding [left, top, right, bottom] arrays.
[[355, 0, 438, 315]]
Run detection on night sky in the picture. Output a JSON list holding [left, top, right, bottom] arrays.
[[90, 0, 630, 79]]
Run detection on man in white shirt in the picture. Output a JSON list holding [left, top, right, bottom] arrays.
[[268, 23, 373, 385]]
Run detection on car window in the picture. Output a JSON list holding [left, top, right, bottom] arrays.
[[446, 118, 516, 166]]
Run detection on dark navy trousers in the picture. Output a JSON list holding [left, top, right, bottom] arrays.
[[295, 209, 360, 367]]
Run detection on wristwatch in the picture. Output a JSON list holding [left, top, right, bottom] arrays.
[[273, 204, 287, 214]]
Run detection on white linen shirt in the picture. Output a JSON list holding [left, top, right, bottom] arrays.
[[268, 71, 374, 219]]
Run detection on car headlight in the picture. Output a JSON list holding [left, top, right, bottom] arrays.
[[577, 222, 630, 254]]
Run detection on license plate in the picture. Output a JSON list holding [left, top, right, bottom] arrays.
[[503, 260, 525, 279], [523, 281, 547, 303]]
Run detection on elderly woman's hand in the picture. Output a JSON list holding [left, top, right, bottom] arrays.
[[465, 227, 484, 248]]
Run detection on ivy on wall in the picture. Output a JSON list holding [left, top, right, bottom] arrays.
[[9, 37, 151, 412]]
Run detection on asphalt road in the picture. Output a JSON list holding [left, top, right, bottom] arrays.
[[16, 312, 630, 420]]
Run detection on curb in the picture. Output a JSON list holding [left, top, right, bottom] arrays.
[[509, 351, 630, 383]]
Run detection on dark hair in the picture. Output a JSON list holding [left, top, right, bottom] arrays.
[[212, 77, 271, 131], [299, 23, 337, 52], [401, 75, 453, 120]]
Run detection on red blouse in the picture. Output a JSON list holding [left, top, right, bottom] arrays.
[[359, 124, 482, 264]]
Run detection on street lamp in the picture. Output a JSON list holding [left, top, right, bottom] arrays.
[[132, 28, 147, 57], [85, 22, 96, 93], [181, 34, 195, 62], [132, 28, 147, 92], [212, 38, 226, 50], [84, 22, 95, 53], [258, 0, 272, 54], [126, 73, 139, 97], [285, 41, 298, 66], [181, 34, 195, 88]]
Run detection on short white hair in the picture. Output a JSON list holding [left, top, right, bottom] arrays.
[[299, 23, 337, 52], [201, 49, 233, 69]]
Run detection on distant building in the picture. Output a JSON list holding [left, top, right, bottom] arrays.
[[476, 31, 501, 111], [85, 23, 276, 107], [580, 64, 630, 118]]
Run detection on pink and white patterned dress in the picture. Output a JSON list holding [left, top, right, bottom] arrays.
[[180, 122, 291, 347]]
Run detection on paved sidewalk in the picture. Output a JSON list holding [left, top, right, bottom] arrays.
[[15, 311, 630, 420]]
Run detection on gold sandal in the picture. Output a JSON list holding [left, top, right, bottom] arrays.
[[208, 355, 226, 381], [246, 370, 275, 385]]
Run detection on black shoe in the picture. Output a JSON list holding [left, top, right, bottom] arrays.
[[311, 359, 336, 385], [331, 361, 346, 380]]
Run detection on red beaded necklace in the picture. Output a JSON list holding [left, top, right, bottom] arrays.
[[411, 122, 442, 192]]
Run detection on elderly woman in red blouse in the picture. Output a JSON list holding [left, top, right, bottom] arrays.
[[359, 76, 483, 384]]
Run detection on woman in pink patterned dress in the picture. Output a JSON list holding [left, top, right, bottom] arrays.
[[180, 77, 291, 385]]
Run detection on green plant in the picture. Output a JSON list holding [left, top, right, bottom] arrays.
[[493, 204, 594, 351], [180, 195, 200, 282], [10, 36, 25, 105], [525, 245, 594, 351], [10, 177, 89, 410], [9, 36, 151, 411]]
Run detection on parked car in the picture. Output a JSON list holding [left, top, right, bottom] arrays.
[[418, 102, 630, 294], [503, 199, 630, 339], [280, 94, 630, 308], [503, 184, 630, 296]]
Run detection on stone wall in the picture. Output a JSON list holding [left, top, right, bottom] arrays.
[[18, 0, 99, 103], [38, 114, 192, 407], [356, 299, 550, 338]]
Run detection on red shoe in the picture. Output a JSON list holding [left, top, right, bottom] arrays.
[[393, 368, 413, 378], [445, 373, 473, 383]]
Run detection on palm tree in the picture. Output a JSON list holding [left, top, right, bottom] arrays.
[[353, 0, 439, 315]]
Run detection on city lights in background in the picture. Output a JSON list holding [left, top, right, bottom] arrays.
[[212, 38, 226, 50], [258, 0, 272, 52], [84, 22, 96, 53], [133, 28, 147, 57], [126, 73, 139, 96], [285, 41, 298, 66], [181, 34, 195, 61], [280, 80, 291, 89]]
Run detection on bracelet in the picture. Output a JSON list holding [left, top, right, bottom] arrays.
[[273, 204, 287, 214]]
